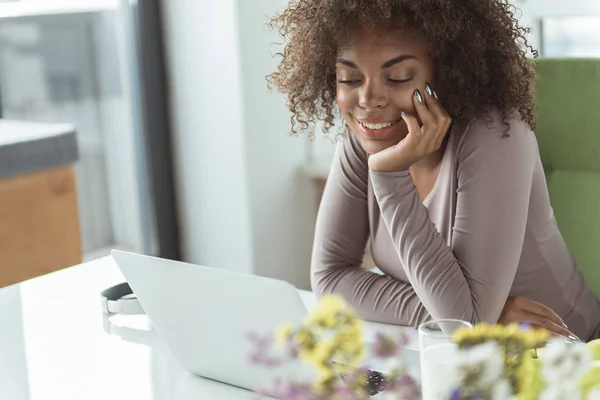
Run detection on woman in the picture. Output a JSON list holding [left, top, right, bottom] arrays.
[[268, 0, 600, 340]]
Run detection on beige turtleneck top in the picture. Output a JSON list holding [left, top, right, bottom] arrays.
[[311, 109, 600, 340]]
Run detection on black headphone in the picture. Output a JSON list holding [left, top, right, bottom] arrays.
[[100, 282, 145, 315]]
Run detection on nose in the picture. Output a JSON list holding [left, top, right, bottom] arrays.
[[358, 79, 388, 109]]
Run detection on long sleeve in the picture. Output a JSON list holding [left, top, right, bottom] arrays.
[[370, 115, 536, 324], [311, 133, 431, 326]]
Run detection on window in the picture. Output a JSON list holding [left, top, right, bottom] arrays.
[[541, 17, 600, 57]]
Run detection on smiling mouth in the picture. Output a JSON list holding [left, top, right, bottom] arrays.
[[356, 118, 401, 130]]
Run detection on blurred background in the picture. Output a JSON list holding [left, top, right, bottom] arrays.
[[1, 0, 599, 291]]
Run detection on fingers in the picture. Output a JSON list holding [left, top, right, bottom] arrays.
[[412, 89, 436, 127], [412, 84, 452, 152], [423, 83, 452, 149], [527, 317, 572, 338], [367, 145, 394, 172], [423, 83, 446, 119], [501, 296, 574, 338], [400, 112, 421, 149], [515, 297, 567, 332]]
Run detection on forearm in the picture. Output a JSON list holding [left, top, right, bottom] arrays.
[[370, 170, 485, 323], [311, 258, 431, 326]]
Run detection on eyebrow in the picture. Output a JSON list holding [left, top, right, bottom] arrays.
[[336, 54, 416, 69]]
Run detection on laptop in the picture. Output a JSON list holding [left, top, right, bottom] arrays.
[[110, 250, 315, 394]]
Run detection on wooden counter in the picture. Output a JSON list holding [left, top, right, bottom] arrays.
[[0, 120, 81, 287]]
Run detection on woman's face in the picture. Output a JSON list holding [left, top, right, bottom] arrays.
[[336, 27, 436, 155]]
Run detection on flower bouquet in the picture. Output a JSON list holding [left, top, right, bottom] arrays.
[[449, 323, 600, 399], [248, 294, 600, 399]]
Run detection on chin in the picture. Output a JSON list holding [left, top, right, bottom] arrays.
[[360, 141, 387, 155], [356, 135, 402, 155]]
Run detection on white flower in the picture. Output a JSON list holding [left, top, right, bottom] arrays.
[[540, 338, 592, 383], [455, 341, 505, 387], [587, 388, 600, 400], [538, 338, 592, 400], [539, 381, 581, 400], [491, 378, 513, 400]]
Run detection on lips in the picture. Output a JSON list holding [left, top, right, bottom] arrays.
[[359, 120, 395, 130], [354, 116, 401, 140]]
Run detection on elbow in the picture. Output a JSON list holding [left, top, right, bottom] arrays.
[[310, 271, 336, 300], [460, 304, 502, 327], [310, 272, 324, 298], [310, 261, 328, 299], [310, 259, 343, 299]]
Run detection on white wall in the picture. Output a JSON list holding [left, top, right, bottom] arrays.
[[237, 0, 316, 288], [161, 0, 318, 288], [161, 0, 255, 276]]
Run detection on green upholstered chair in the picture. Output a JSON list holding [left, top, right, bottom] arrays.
[[533, 58, 600, 298]]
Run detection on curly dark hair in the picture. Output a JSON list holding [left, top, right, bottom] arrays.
[[267, 0, 538, 136]]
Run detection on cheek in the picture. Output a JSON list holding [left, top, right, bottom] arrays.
[[336, 86, 356, 113], [390, 89, 417, 114]]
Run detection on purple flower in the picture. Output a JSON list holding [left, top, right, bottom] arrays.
[[371, 332, 399, 358], [332, 383, 366, 400], [249, 352, 282, 367], [246, 331, 282, 367], [519, 322, 531, 331], [449, 388, 461, 400], [397, 331, 410, 347], [255, 380, 320, 400], [384, 373, 421, 400], [246, 331, 274, 349], [277, 383, 318, 400]]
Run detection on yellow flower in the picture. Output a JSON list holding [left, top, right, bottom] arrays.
[[275, 323, 294, 347], [304, 294, 358, 329], [503, 323, 521, 338], [578, 362, 600, 398], [295, 328, 318, 360], [535, 329, 550, 344], [275, 294, 368, 394], [314, 372, 337, 395], [472, 323, 491, 338], [521, 329, 549, 349], [454, 325, 476, 343], [340, 329, 364, 352], [306, 338, 336, 367], [489, 324, 506, 338], [453, 322, 550, 395], [513, 353, 544, 400], [587, 340, 600, 361]]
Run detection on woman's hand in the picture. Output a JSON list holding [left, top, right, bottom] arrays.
[[499, 296, 577, 340], [368, 84, 453, 172]]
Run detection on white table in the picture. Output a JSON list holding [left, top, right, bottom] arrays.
[[0, 257, 420, 400]]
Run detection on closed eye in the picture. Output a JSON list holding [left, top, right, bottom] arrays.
[[337, 79, 362, 85], [389, 77, 413, 84]]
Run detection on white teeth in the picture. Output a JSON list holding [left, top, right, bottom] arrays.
[[360, 121, 394, 130]]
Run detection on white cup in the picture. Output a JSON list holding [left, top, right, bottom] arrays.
[[418, 319, 472, 400]]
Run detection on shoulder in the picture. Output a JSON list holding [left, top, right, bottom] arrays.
[[454, 107, 537, 163], [330, 131, 369, 190], [338, 130, 369, 166]]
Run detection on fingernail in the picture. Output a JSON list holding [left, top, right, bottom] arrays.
[[433, 90, 439, 100], [564, 337, 575, 344], [562, 323, 569, 329], [401, 111, 409, 116], [414, 89, 423, 103], [568, 334, 581, 343], [424, 82, 433, 97]]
